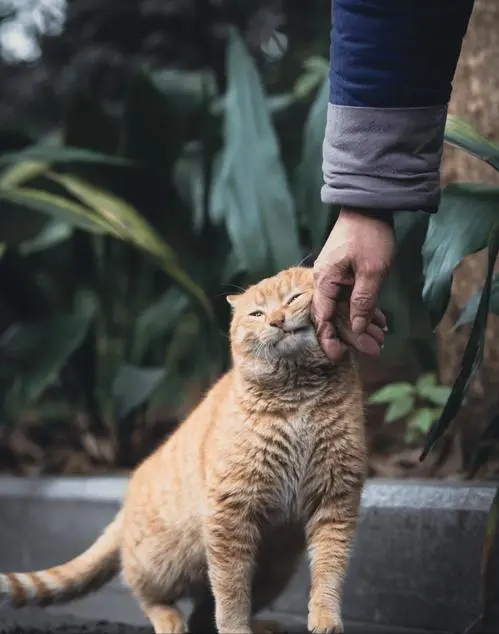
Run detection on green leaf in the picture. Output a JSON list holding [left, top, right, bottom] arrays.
[[210, 29, 301, 276], [45, 172, 213, 316], [19, 220, 73, 254], [302, 56, 329, 75], [416, 372, 437, 393], [112, 364, 166, 421], [422, 184, 499, 327], [0, 146, 133, 168], [131, 287, 190, 364], [368, 382, 414, 404], [455, 276, 499, 329], [419, 384, 452, 407], [173, 142, 206, 234], [379, 211, 433, 362], [0, 160, 48, 188], [0, 188, 117, 237], [0, 307, 96, 420], [293, 70, 324, 100], [294, 76, 332, 249], [421, 222, 499, 461], [408, 408, 436, 435], [385, 394, 415, 423], [445, 114, 499, 172]]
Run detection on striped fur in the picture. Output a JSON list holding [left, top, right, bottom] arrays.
[[0, 512, 122, 607], [1, 267, 367, 634]]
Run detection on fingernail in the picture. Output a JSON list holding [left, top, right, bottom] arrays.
[[383, 325, 389, 332], [352, 317, 366, 334]]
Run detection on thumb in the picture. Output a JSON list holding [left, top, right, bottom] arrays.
[[350, 272, 381, 334]]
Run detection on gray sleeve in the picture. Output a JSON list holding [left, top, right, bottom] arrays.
[[321, 104, 448, 213]]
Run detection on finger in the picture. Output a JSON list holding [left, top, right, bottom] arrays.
[[336, 322, 383, 357], [316, 320, 347, 363], [366, 323, 385, 347], [350, 273, 381, 334], [372, 308, 388, 331], [311, 290, 337, 326], [320, 337, 348, 363], [312, 265, 351, 323]]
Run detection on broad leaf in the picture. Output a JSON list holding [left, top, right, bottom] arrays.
[[131, 287, 190, 364], [455, 276, 499, 329], [0, 307, 96, 420], [422, 184, 499, 327], [46, 172, 212, 316], [385, 395, 415, 423], [112, 364, 166, 421], [416, 372, 437, 393], [408, 408, 437, 435], [418, 385, 452, 407], [380, 211, 432, 361], [445, 115, 499, 172], [210, 29, 301, 275], [421, 222, 499, 461], [368, 382, 414, 404], [294, 76, 333, 249]]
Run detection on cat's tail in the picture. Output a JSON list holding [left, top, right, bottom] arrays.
[[0, 511, 123, 608]]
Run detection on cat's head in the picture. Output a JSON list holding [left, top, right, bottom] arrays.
[[227, 267, 328, 375]]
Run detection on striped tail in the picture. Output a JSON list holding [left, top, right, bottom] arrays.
[[0, 511, 123, 608]]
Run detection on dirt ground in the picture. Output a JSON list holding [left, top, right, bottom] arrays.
[[0, 608, 438, 634]]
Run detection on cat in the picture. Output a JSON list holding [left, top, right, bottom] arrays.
[[0, 266, 367, 634]]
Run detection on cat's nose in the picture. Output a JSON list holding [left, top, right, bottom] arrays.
[[269, 314, 285, 329]]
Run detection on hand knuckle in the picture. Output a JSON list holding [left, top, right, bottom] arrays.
[[353, 293, 373, 312]]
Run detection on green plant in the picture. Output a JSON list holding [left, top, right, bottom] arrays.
[[0, 30, 336, 465], [368, 373, 452, 444]]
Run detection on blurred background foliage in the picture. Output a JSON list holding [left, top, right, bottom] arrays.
[[1, 0, 499, 486]]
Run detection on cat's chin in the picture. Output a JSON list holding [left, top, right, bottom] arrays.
[[273, 326, 316, 356]]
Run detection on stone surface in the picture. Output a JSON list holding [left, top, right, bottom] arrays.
[[0, 477, 496, 632]]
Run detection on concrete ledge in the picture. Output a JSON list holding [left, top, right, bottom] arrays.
[[0, 477, 496, 632]]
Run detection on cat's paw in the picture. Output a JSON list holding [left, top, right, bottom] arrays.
[[252, 618, 287, 633], [307, 611, 343, 634]]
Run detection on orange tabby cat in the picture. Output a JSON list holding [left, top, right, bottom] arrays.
[[0, 266, 367, 634]]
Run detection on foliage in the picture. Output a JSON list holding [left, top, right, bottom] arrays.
[[0, 30, 333, 465], [368, 373, 452, 444]]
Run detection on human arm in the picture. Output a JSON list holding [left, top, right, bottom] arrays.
[[313, 0, 475, 361]]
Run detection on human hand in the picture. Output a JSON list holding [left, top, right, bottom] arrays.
[[312, 208, 396, 362]]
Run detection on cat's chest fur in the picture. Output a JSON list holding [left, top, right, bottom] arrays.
[[268, 412, 317, 521]]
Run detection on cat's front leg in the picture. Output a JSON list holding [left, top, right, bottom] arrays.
[[204, 493, 260, 634], [305, 488, 362, 634]]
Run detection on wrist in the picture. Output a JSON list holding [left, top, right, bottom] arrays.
[[340, 207, 394, 229]]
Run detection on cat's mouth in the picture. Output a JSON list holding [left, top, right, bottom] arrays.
[[282, 325, 312, 336]]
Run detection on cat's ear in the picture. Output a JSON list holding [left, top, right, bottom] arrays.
[[226, 294, 239, 308]]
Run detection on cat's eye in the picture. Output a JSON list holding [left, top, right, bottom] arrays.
[[286, 293, 303, 305], [249, 310, 264, 318]]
